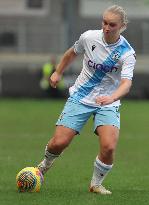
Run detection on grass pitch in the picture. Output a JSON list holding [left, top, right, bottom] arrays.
[[0, 98, 148, 205]]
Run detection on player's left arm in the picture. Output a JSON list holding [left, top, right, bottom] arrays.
[[96, 53, 136, 105], [96, 78, 132, 105]]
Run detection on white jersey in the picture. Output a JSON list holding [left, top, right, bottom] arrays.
[[69, 29, 136, 107]]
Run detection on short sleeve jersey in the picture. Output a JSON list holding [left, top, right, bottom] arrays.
[[69, 29, 136, 107]]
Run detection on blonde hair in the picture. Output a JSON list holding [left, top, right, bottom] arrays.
[[104, 5, 128, 32]]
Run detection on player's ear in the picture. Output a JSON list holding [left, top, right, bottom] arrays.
[[120, 23, 126, 33]]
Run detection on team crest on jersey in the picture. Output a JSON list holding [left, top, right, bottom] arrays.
[[111, 51, 121, 62]]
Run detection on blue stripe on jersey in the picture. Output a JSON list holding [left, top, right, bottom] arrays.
[[71, 43, 131, 101]]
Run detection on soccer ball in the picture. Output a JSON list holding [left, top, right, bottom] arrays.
[[16, 167, 44, 192]]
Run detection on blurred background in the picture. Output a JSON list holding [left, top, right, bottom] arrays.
[[0, 0, 149, 99]]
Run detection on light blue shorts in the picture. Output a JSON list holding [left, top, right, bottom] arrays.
[[56, 98, 120, 134]]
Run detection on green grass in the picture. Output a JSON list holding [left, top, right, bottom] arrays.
[[0, 98, 149, 205]]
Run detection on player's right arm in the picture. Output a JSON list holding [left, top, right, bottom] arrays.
[[50, 47, 77, 88], [50, 31, 86, 88]]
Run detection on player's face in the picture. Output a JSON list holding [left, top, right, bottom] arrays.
[[102, 11, 124, 39]]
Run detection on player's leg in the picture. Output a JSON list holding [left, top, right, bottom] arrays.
[[90, 106, 120, 194], [90, 125, 119, 194], [38, 125, 77, 175], [47, 125, 77, 154], [97, 125, 119, 164], [38, 98, 94, 175]]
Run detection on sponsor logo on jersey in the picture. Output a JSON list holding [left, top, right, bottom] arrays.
[[87, 59, 118, 73]]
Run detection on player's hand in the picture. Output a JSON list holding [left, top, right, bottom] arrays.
[[95, 95, 114, 105], [49, 71, 62, 88]]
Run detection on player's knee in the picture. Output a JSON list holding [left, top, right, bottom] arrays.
[[101, 144, 115, 158], [48, 136, 69, 153]]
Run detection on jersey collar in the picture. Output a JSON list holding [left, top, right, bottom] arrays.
[[101, 31, 121, 47]]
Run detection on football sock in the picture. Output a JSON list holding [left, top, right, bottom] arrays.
[[91, 156, 113, 187], [43, 145, 59, 167], [38, 145, 60, 174]]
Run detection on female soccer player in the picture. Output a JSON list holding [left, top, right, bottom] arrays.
[[38, 5, 136, 194]]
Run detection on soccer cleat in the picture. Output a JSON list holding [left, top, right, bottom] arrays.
[[89, 185, 112, 195]]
